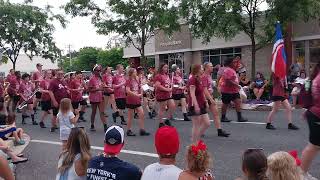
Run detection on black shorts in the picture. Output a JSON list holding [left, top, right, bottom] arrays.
[[271, 96, 286, 102], [115, 98, 126, 110], [188, 106, 207, 116], [104, 92, 114, 96], [306, 110, 320, 146], [8, 94, 20, 104], [156, 97, 172, 102], [35, 92, 42, 99], [126, 104, 141, 109], [172, 94, 186, 101], [221, 93, 240, 104], [52, 107, 59, 116], [72, 100, 87, 109], [41, 101, 51, 111]]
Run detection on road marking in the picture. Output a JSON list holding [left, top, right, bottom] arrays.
[[170, 118, 266, 125], [31, 139, 158, 158]]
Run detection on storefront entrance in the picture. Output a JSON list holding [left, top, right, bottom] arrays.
[[159, 53, 184, 73]]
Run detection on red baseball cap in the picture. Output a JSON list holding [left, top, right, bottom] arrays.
[[155, 126, 180, 155]]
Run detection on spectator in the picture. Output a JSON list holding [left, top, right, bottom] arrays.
[[141, 126, 182, 180], [56, 127, 91, 180], [290, 60, 302, 82], [179, 140, 214, 180], [291, 71, 307, 107], [0, 156, 14, 180], [239, 72, 251, 96], [301, 62, 320, 177], [267, 151, 301, 180], [235, 148, 268, 180], [252, 72, 268, 101], [87, 125, 142, 180], [1, 114, 25, 146]]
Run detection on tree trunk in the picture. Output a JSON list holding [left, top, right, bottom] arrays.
[[251, 37, 256, 79], [12, 61, 16, 71], [141, 28, 146, 68]]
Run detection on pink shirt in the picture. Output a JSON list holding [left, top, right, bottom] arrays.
[[201, 73, 214, 94], [310, 73, 320, 118], [88, 76, 103, 103], [172, 74, 184, 95], [40, 79, 51, 101], [188, 75, 206, 109], [19, 81, 33, 103], [32, 71, 43, 87], [7, 77, 20, 95], [113, 74, 126, 99], [220, 67, 240, 94], [69, 79, 84, 102], [126, 78, 142, 105], [48, 79, 70, 103], [154, 73, 171, 100], [102, 74, 114, 93]]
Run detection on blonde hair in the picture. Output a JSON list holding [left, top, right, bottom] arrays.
[[58, 128, 91, 174], [59, 98, 72, 114], [186, 143, 212, 173], [267, 151, 301, 180]]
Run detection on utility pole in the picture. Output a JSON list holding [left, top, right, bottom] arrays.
[[67, 44, 72, 66]]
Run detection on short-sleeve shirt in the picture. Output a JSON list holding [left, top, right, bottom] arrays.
[[87, 156, 142, 180], [88, 76, 103, 103], [141, 163, 182, 180], [40, 79, 51, 101], [201, 73, 214, 94], [48, 79, 69, 104], [6, 74, 15, 83], [18, 81, 33, 103], [113, 74, 126, 99], [172, 75, 184, 95], [310, 73, 320, 118], [188, 75, 206, 109], [69, 79, 84, 102], [7, 76, 19, 95], [220, 67, 239, 94], [32, 71, 43, 87], [154, 73, 171, 100], [126, 78, 141, 105], [272, 76, 285, 97], [58, 111, 75, 140], [102, 74, 114, 93]]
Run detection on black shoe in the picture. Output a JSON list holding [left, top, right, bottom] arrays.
[[112, 112, 117, 123], [148, 112, 153, 119], [152, 110, 157, 117], [127, 130, 136, 136], [90, 124, 96, 131], [221, 117, 232, 122], [134, 113, 138, 119], [237, 117, 248, 122], [164, 119, 172, 126], [39, 122, 46, 128], [288, 123, 299, 130], [184, 116, 191, 121], [266, 123, 276, 130], [159, 122, 165, 128], [104, 124, 108, 132], [218, 130, 230, 137], [54, 126, 59, 130], [50, 127, 55, 132], [140, 129, 150, 136], [32, 121, 38, 125]]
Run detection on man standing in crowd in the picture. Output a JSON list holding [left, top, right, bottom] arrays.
[[32, 63, 43, 113], [87, 125, 142, 180], [141, 126, 182, 180], [48, 69, 70, 132]]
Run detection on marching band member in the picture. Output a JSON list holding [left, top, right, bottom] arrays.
[[88, 65, 108, 132], [188, 64, 210, 143], [7, 71, 20, 114], [202, 62, 230, 137], [19, 73, 38, 125], [102, 66, 119, 120], [112, 64, 127, 125], [39, 70, 52, 128], [32, 63, 43, 114], [171, 64, 190, 122], [69, 71, 87, 122], [154, 64, 175, 127], [48, 69, 70, 132], [125, 68, 150, 136], [137, 67, 153, 119]]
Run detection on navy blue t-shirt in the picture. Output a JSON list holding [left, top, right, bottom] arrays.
[[87, 156, 142, 180]]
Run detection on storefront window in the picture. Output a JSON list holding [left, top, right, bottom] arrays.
[[294, 41, 305, 66], [310, 39, 320, 67]]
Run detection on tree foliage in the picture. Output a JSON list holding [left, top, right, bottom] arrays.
[[0, 0, 66, 70], [64, 0, 180, 65], [180, 0, 320, 78]]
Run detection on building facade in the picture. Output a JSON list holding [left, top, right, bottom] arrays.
[[124, 20, 320, 78]]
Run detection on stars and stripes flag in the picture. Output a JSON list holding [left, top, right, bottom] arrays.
[[271, 22, 287, 79]]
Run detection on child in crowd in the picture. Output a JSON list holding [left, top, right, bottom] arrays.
[[179, 140, 214, 180], [58, 98, 79, 150], [236, 148, 268, 180]]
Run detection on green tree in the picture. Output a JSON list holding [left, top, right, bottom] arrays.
[[180, 0, 320, 78], [64, 0, 180, 66], [0, 1, 65, 70], [97, 48, 128, 68]]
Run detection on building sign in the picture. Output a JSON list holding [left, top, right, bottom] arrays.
[[160, 40, 182, 47]]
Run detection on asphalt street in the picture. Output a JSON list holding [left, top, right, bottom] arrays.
[[13, 107, 320, 180]]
